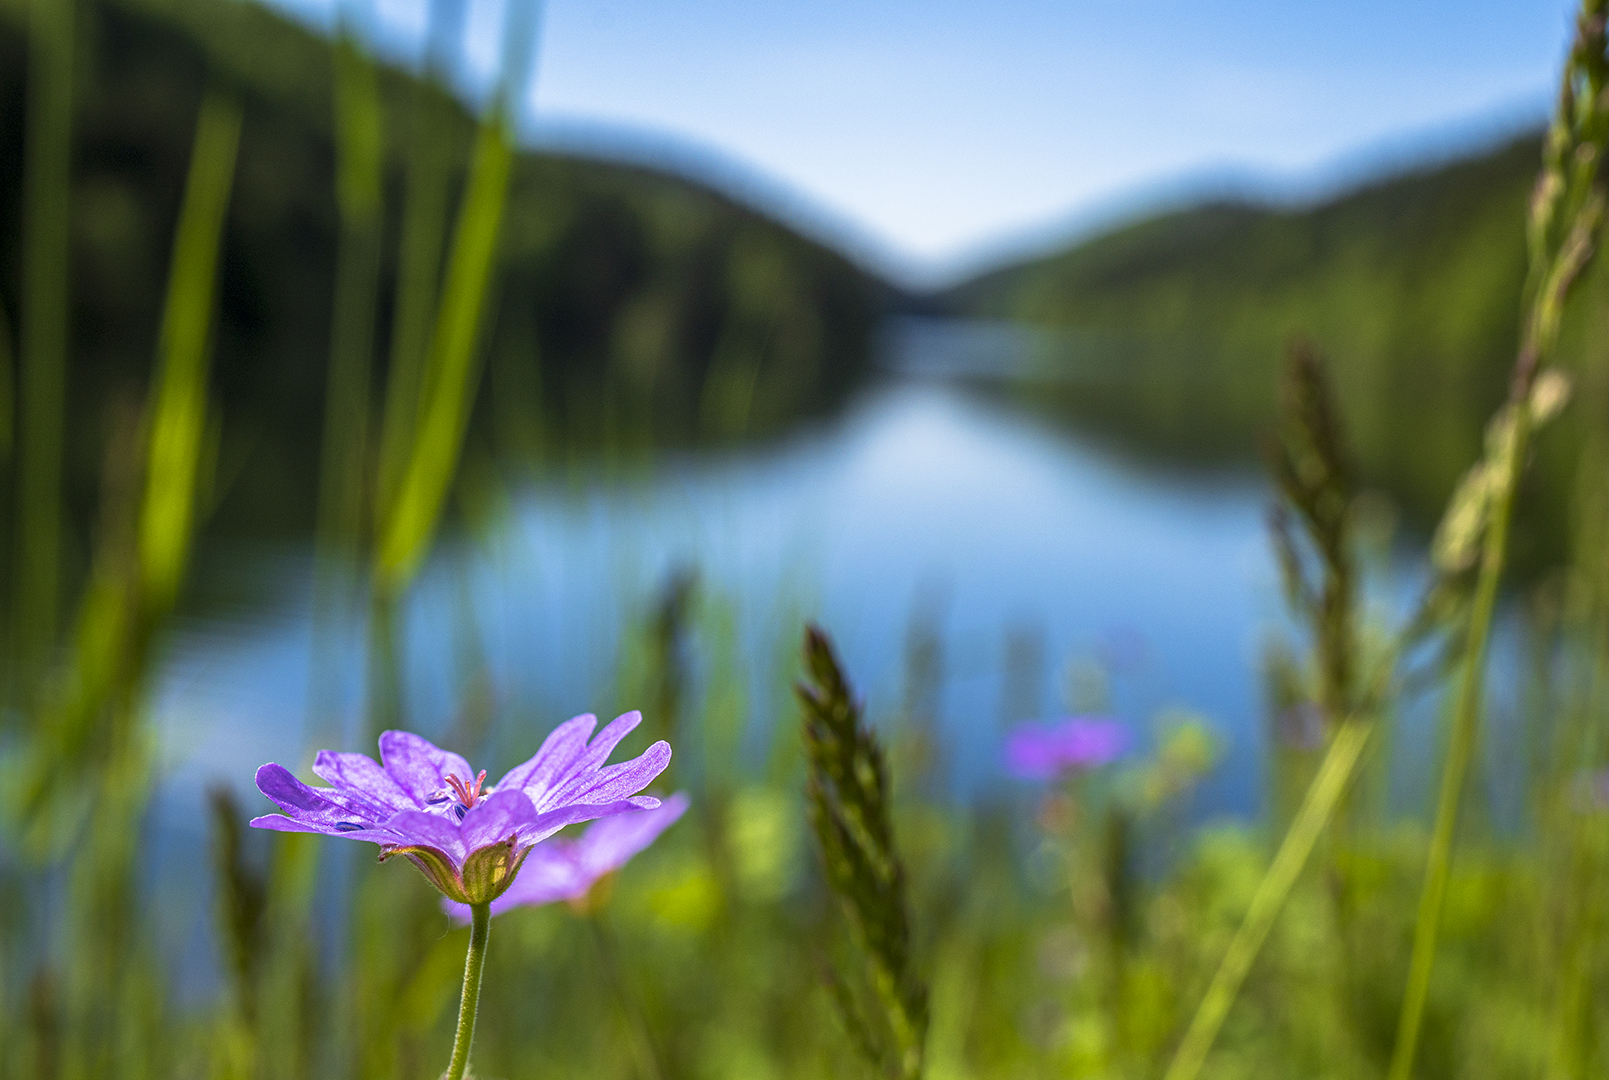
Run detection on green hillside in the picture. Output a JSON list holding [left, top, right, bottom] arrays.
[[0, 0, 895, 542], [948, 135, 1605, 547]]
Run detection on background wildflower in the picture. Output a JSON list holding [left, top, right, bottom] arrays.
[[1004, 716, 1128, 781]]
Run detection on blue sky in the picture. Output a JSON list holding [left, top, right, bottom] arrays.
[[267, 0, 1577, 285]]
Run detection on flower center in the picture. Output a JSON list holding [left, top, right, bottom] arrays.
[[428, 770, 490, 821]]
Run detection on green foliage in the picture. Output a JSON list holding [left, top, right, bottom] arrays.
[[12, 86, 240, 854], [1392, 8, 1609, 1076], [946, 135, 1608, 555], [312, 28, 385, 567], [138, 88, 241, 612], [373, 111, 512, 596], [12, 0, 75, 676], [1267, 344, 1361, 723], [799, 624, 929, 1079], [0, 75, 242, 1080]]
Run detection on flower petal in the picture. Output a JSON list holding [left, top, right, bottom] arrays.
[[550, 740, 671, 808], [313, 751, 416, 814], [254, 763, 385, 832], [495, 714, 597, 802], [559, 711, 643, 784], [574, 791, 689, 879], [503, 842, 590, 906], [250, 814, 397, 843], [459, 789, 540, 852], [523, 797, 659, 846], [378, 731, 475, 804], [382, 809, 469, 865]]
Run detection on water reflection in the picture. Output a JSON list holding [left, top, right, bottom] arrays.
[[153, 376, 1287, 824]]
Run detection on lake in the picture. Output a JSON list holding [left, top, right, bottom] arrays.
[[135, 317, 1542, 988], [148, 328, 1334, 826]]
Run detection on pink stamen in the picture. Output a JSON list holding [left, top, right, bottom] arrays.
[[445, 769, 488, 810]]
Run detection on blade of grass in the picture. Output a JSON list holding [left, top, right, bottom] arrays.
[[1545, 331, 1609, 1080], [15, 89, 242, 851], [371, 113, 512, 596], [799, 624, 929, 1080], [0, 299, 14, 471], [1162, 716, 1372, 1080], [13, 0, 74, 679], [314, 27, 385, 565], [138, 90, 244, 613], [308, 25, 386, 735], [373, 81, 452, 531], [372, 0, 538, 597], [1387, 8, 1609, 1076]]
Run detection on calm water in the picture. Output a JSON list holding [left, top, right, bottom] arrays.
[[140, 321, 1553, 986], [147, 315, 1539, 902], [152, 376, 1297, 832]]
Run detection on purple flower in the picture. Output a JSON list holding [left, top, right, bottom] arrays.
[[1004, 716, 1127, 781], [251, 712, 671, 906], [444, 791, 690, 921]]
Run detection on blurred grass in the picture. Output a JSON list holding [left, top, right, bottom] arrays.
[[373, 107, 512, 597], [12, 0, 74, 681], [138, 89, 241, 613], [2, 77, 241, 1080]]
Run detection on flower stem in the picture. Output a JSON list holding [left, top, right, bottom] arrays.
[[444, 902, 490, 1080]]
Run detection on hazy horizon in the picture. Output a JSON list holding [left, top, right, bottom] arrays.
[[264, 0, 1568, 288]]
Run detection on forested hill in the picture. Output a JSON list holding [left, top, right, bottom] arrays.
[[0, 0, 897, 540], [944, 135, 1605, 545]]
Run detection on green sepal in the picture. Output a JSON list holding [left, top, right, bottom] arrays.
[[381, 844, 472, 904], [461, 839, 529, 905]]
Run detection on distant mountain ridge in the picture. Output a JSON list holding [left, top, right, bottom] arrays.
[[0, 0, 895, 542], [941, 133, 1601, 548]]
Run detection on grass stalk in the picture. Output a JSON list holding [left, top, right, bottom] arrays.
[[1386, 8, 1609, 1076], [1545, 334, 1609, 1080], [371, 0, 537, 599], [314, 27, 385, 563], [308, 26, 386, 734], [1162, 716, 1372, 1080], [372, 113, 512, 596], [1165, 343, 1370, 1080], [13, 0, 74, 680], [16, 88, 242, 851], [799, 624, 928, 1080], [1387, 487, 1521, 1080], [137, 90, 244, 614], [373, 82, 452, 530], [0, 299, 14, 471]]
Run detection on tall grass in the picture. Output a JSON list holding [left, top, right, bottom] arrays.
[[1390, 9, 1609, 1075], [373, 0, 462, 536], [12, 0, 74, 681], [800, 625, 929, 1080], [307, 16, 386, 735], [371, 112, 513, 598], [0, 300, 14, 471], [2, 81, 242, 1080]]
